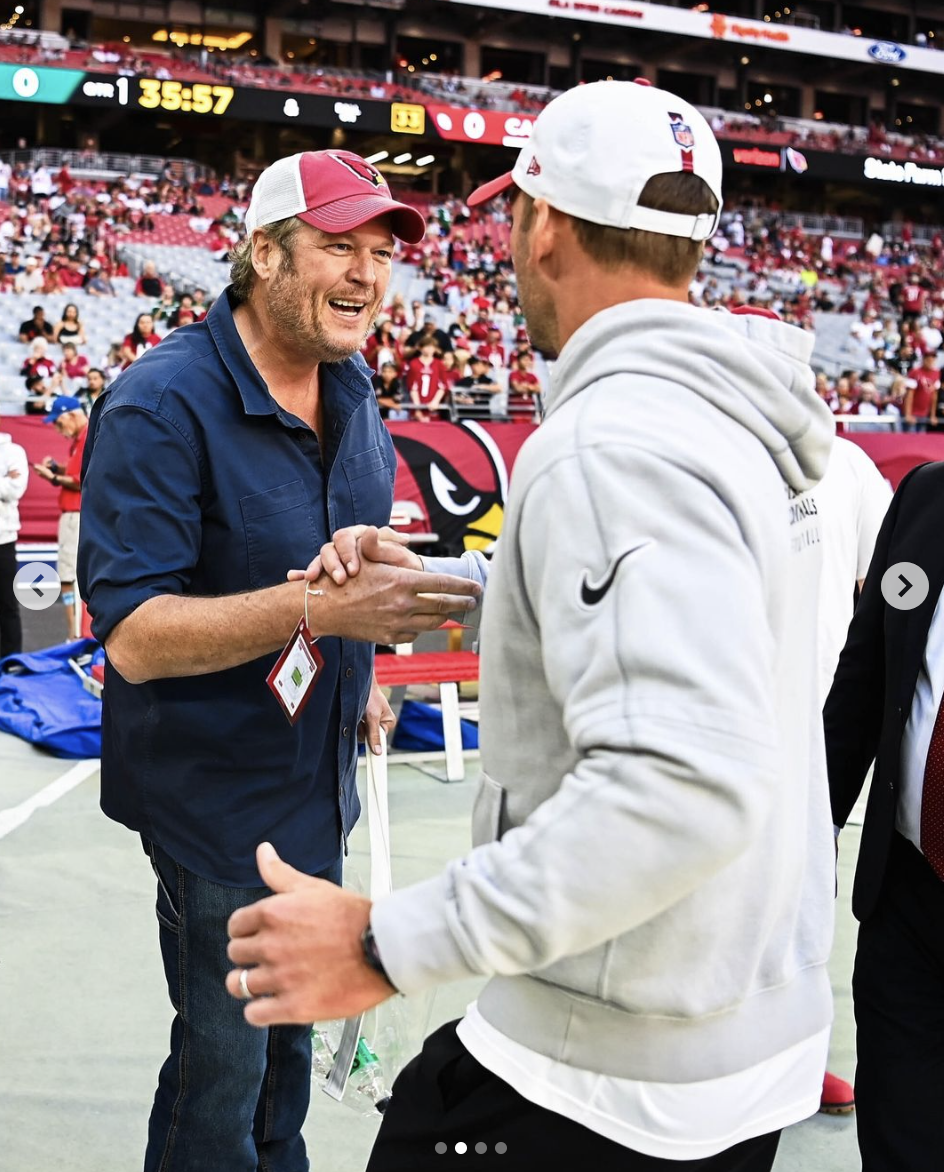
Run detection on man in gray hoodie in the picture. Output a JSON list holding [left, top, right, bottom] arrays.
[[226, 81, 837, 1170]]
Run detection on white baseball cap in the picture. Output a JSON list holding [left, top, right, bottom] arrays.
[[469, 80, 723, 242], [245, 150, 425, 243]]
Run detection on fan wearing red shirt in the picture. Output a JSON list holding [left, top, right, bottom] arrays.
[[30, 395, 88, 631], [56, 342, 90, 393], [135, 261, 164, 299], [21, 339, 57, 384], [469, 308, 493, 342], [450, 236, 468, 271], [120, 313, 161, 369], [904, 353, 942, 432], [508, 352, 542, 418], [902, 282, 927, 322], [405, 341, 447, 421], [55, 165, 75, 195], [363, 321, 403, 374], [59, 258, 86, 289], [441, 351, 461, 393], [477, 327, 506, 369]]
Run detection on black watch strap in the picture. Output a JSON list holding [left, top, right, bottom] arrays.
[[361, 924, 398, 993]]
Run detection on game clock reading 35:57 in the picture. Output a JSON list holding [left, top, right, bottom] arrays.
[[137, 79, 234, 114]]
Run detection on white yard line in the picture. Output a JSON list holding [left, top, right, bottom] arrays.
[[0, 760, 100, 841]]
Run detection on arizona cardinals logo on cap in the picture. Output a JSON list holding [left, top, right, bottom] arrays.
[[328, 153, 387, 190]]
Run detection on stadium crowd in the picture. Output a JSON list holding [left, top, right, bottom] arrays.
[[0, 156, 942, 428], [2, 34, 944, 164]]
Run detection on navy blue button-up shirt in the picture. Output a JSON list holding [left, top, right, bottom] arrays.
[[78, 289, 395, 886]]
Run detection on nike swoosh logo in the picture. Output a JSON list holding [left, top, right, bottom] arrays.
[[580, 542, 651, 606]]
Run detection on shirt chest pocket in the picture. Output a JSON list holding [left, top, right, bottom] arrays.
[[240, 479, 317, 590], [341, 447, 393, 529]]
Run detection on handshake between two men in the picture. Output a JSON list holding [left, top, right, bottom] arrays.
[[286, 523, 472, 755], [221, 524, 478, 1028]]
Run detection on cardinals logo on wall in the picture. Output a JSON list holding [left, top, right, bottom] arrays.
[[388, 421, 534, 555]]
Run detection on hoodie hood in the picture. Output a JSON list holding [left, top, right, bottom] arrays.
[[547, 299, 834, 494]]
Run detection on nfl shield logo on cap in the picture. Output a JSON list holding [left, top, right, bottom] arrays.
[[669, 114, 696, 151], [468, 81, 723, 241]]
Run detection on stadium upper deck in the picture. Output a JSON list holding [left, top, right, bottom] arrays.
[[0, 0, 941, 219]]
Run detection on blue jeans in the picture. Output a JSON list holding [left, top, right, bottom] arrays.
[[143, 838, 342, 1172]]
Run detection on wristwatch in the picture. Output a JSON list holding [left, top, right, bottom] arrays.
[[361, 924, 399, 992]]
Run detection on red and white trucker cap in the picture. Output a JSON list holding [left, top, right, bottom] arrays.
[[245, 150, 426, 244], [469, 81, 723, 242]]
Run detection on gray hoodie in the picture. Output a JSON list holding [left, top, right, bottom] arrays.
[[372, 299, 837, 1084]]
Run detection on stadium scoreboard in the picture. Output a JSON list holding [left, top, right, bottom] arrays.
[[3, 62, 943, 195], [0, 63, 395, 134]]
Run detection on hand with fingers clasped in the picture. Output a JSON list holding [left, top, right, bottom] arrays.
[[288, 523, 423, 586], [289, 525, 470, 646], [226, 842, 396, 1026]]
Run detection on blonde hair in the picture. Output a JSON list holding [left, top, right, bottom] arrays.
[[229, 217, 301, 304]]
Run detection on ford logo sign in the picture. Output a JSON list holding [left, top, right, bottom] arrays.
[[869, 41, 907, 64]]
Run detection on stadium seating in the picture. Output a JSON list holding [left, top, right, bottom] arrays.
[[2, 37, 943, 165]]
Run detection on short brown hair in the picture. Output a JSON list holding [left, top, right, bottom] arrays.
[[517, 173, 718, 285], [228, 217, 300, 304]]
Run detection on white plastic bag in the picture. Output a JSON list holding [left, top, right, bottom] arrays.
[[311, 732, 403, 1117]]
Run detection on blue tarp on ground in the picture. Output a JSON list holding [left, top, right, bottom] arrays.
[[0, 639, 103, 758], [391, 699, 479, 752], [0, 650, 475, 761]]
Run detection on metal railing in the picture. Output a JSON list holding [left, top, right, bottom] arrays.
[[880, 222, 944, 244], [833, 414, 899, 432], [389, 394, 544, 425], [778, 213, 865, 239], [408, 72, 552, 114], [0, 148, 210, 181], [0, 26, 68, 51]]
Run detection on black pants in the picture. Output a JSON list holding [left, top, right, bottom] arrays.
[[0, 540, 21, 657], [853, 833, 944, 1171], [367, 1021, 782, 1171]]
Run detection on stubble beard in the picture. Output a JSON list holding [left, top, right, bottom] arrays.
[[518, 278, 559, 359], [268, 263, 376, 364]]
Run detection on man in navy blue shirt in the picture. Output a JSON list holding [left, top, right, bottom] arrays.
[[77, 150, 481, 1172]]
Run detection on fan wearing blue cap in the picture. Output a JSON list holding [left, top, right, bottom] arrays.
[[43, 394, 83, 424], [31, 395, 87, 628]]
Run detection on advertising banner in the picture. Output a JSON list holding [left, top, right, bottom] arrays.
[[721, 140, 944, 194], [443, 0, 944, 77]]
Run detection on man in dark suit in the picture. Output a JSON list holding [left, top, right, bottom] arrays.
[[825, 460, 944, 1172]]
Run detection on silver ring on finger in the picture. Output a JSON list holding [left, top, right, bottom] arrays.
[[239, 968, 254, 1001]]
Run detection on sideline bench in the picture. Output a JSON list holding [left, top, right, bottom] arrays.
[[79, 607, 480, 781], [374, 650, 479, 782]]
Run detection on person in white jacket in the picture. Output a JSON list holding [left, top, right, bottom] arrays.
[[0, 432, 29, 656], [224, 81, 836, 1172]]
